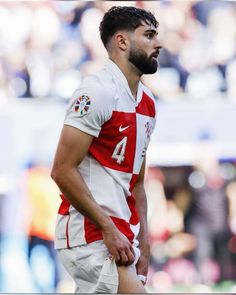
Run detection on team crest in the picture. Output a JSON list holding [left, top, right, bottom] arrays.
[[74, 95, 91, 116], [145, 121, 153, 139]]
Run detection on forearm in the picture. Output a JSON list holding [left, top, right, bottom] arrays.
[[51, 165, 113, 231], [133, 183, 149, 249], [133, 181, 150, 278]]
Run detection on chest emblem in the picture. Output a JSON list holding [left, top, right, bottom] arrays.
[[145, 121, 153, 139]]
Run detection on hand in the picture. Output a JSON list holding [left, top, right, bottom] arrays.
[[136, 243, 150, 285], [102, 225, 135, 266]]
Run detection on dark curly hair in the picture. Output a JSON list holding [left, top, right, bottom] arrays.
[[99, 6, 159, 48]]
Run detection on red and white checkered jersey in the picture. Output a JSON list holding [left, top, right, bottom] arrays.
[[55, 60, 157, 249]]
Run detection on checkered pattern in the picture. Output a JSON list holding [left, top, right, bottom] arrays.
[[55, 60, 156, 249]]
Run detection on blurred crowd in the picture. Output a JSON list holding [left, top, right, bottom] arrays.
[[1, 0, 236, 293], [145, 140, 236, 292], [0, 0, 236, 105]]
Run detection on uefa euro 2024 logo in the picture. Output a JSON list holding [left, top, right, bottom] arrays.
[[74, 95, 91, 117]]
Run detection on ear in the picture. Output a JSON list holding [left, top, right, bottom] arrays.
[[115, 32, 129, 51]]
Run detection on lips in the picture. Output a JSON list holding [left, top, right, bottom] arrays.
[[151, 55, 158, 61], [151, 51, 159, 58]]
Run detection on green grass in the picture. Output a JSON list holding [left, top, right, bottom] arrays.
[[146, 280, 236, 293]]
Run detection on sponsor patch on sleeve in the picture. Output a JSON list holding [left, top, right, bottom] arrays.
[[74, 95, 91, 117]]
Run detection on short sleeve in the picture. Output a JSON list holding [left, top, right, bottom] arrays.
[[64, 77, 113, 137]]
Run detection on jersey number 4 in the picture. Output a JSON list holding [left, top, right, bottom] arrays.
[[112, 137, 127, 164]]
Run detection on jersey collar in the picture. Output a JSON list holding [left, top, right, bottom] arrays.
[[105, 59, 143, 103]]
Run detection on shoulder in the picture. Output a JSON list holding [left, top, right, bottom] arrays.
[[66, 68, 118, 121], [64, 70, 117, 136], [67, 69, 117, 114], [75, 70, 117, 103]]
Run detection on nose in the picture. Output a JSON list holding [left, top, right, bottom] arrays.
[[154, 36, 162, 51]]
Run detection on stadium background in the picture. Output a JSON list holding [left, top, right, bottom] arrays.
[[0, 0, 236, 293]]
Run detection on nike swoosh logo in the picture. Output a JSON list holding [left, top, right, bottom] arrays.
[[119, 125, 130, 132]]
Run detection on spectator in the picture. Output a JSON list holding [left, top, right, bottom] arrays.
[[186, 141, 231, 284], [25, 163, 61, 292]]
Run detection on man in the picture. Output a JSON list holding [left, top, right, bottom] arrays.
[[51, 6, 161, 293]]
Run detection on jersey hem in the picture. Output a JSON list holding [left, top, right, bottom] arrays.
[[55, 237, 140, 250], [55, 238, 89, 249]]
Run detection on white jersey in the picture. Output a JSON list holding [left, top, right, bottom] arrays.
[[55, 59, 157, 249]]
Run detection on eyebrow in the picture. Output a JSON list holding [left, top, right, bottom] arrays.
[[144, 29, 158, 35]]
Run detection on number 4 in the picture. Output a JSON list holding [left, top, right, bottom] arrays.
[[112, 137, 127, 164]]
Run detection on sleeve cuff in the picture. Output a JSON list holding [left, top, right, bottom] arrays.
[[64, 120, 100, 138]]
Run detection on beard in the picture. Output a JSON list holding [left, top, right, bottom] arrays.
[[128, 46, 158, 75]]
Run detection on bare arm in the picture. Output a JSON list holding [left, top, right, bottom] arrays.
[[51, 125, 135, 265], [132, 158, 150, 283]]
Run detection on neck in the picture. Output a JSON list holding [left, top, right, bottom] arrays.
[[109, 56, 141, 99]]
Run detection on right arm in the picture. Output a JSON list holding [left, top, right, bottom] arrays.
[[51, 125, 135, 265]]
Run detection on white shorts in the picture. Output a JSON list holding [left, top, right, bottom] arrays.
[[57, 240, 140, 293]]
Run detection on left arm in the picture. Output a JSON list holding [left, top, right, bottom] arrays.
[[133, 158, 150, 284]]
